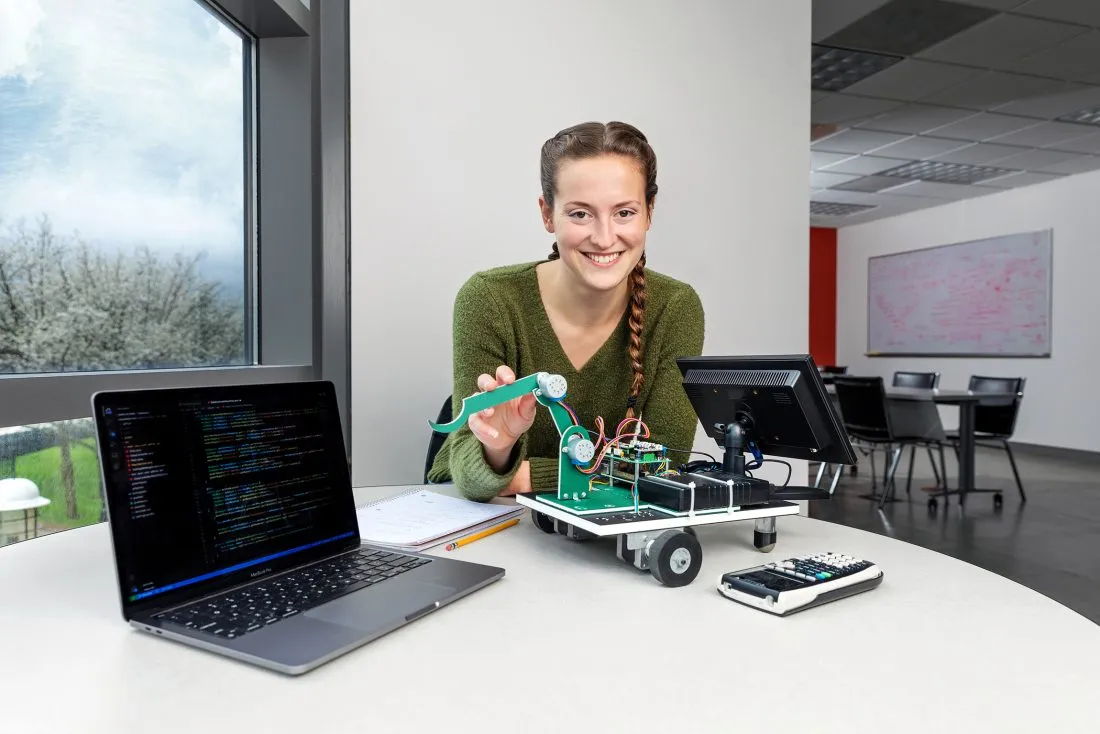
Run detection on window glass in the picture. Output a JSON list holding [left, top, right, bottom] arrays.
[[0, 0, 249, 375], [0, 418, 101, 547]]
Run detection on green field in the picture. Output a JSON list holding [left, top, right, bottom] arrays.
[[13, 440, 103, 530]]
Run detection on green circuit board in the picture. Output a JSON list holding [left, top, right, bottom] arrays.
[[535, 484, 739, 518]]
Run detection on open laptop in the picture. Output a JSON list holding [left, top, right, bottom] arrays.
[[92, 380, 504, 675]]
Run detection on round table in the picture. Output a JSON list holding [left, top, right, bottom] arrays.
[[0, 493, 1095, 733]]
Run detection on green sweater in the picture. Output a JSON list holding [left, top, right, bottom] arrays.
[[427, 260, 706, 502]]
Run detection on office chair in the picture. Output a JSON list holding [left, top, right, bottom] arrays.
[[423, 395, 453, 483], [891, 370, 946, 492], [945, 376, 1027, 503], [831, 376, 906, 508]]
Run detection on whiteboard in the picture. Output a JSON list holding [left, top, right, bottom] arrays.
[[867, 229, 1052, 357]]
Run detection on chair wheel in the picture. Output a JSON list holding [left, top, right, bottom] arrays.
[[993, 493, 1003, 510], [927, 497, 938, 512], [530, 510, 556, 534]]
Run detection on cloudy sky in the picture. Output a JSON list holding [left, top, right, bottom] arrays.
[[0, 0, 245, 291]]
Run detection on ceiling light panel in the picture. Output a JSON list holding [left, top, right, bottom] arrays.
[[810, 201, 878, 216], [1057, 106, 1100, 126], [812, 45, 903, 92], [821, 0, 997, 56], [877, 159, 1018, 184]]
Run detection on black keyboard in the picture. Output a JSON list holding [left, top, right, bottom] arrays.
[[155, 548, 432, 640]]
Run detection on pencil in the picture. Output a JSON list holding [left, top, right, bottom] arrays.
[[445, 517, 520, 551]]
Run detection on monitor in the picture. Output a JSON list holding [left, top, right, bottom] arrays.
[[676, 354, 857, 477]]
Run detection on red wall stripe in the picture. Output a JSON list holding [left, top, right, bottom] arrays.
[[809, 227, 837, 367]]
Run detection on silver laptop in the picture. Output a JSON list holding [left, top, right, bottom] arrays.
[[92, 380, 504, 675]]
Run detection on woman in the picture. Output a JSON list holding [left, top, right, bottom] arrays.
[[427, 121, 706, 501]]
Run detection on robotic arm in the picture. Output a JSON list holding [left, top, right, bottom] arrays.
[[428, 372, 597, 499]]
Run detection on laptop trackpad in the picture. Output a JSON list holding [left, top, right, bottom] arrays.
[[305, 580, 455, 631]]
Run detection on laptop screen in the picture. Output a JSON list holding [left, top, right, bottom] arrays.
[[93, 381, 359, 613]]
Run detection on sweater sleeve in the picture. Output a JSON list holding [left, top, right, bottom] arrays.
[[443, 273, 527, 502], [639, 286, 706, 464]]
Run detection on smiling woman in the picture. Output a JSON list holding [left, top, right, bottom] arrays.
[[427, 121, 707, 502]]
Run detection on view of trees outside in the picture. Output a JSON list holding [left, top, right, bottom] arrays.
[[0, 0, 247, 544]]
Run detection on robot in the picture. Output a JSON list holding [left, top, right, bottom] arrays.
[[428, 371, 804, 588]]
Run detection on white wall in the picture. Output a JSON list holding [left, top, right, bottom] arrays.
[[837, 169, 1100, 452], [349, 0, 811, 487]]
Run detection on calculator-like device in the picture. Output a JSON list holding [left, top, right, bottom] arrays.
[[717, 552, 883, 616]]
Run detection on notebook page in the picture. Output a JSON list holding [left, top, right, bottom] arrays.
[[356, 488, 522, 547]]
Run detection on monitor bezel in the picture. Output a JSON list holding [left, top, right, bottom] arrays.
[[675, 354, 857, 467]]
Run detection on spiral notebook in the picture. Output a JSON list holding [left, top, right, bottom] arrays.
[[355, 486, 525, 550]]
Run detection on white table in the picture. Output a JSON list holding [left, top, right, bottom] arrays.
[[1, 484, 1096, 734]]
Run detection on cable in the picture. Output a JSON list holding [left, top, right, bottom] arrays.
[[665, 448, 718, 464], [762, 458, 792, 487]]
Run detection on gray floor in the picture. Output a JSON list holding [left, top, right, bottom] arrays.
[[808, 444, 1100, 625]]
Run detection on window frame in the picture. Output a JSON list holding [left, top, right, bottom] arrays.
[[0, 0, 352, 452]]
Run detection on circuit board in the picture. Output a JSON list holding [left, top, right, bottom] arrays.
[[534, 484, 748, 518]]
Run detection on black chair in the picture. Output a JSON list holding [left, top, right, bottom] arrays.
[[832, 376, 948, 507], [945, 376, 1027, 503], [423, 395, 453, 483], [892, 370, 940, 389], [891, 370, 946, 492]]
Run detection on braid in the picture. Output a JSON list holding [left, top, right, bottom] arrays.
[[625, 252, 646, 420]]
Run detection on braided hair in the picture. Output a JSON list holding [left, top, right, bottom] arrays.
[[540, 122, 657, 420]]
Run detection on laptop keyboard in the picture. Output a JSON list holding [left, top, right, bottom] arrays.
[[154, 548, 432, 640]]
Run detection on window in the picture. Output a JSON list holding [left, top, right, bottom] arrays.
[[0, 0, 349, 549], [0, 0, 250, 374], [0, 418, 100, 547]]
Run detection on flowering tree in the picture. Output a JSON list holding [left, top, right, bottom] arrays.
[[0, 216, 245, 518]]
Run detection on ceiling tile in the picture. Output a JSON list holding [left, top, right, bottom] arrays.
[[821, 154, 911, 175], [982, 171, 1067, 188], [812, 171, 863, 188], [822, 0, 997, 56], [1033, 154, 1100, 174], [806, 188, 882, 204], [930, 142, 1032, 163], [832, 175, 909, 192], [880, 180, 1002, 199], [916, 14, 1087, 67], [811, 93, 904, 125], [984, 148, 1078, 171], [923, 70, 1064, 109], [992, 82, 1100, 118], [988, 120, 1098, 146], [1046, 131, 1100, 153], [812, 0, 893, 42], [951, 0, 1028, 8], [1001, 31, 1100, 80], [854, 103, 977, 134], [842, 59, 985, 100], [1013, 0, 1100, 27], [812, 151, 855, 169], [870, 135, 971, 158], [926, 112, 1041, 141], [811, 129, 911, 154]]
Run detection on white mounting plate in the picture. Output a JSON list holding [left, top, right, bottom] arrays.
[[514, 493, 799, 537]]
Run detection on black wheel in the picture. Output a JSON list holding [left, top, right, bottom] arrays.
[[649, 530, 702, 587], [530, 510, 556, 534], [993, 493, 1004, 510], [928, 497, 938, 512]]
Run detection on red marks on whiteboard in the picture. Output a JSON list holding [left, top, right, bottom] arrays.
[[867, 230, 1052, 355]]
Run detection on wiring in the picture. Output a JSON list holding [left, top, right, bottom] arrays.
[[761, 458, 793, 487]]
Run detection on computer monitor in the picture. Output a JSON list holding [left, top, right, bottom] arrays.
[[676, 354, 857, 478]]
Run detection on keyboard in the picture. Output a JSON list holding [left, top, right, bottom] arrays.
[[717, 552, 882, 616], [155, 548, 432, 639]]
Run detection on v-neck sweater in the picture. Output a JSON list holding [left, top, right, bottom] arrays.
[[427, 260, 706, 502]]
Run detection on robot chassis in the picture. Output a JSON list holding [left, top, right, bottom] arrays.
[[429, 371, 798, 588]]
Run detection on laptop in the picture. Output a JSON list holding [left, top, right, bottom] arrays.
[[92, 380, 505, 675]]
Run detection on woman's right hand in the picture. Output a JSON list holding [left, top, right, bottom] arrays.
[[468, 365, 537, 471]]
